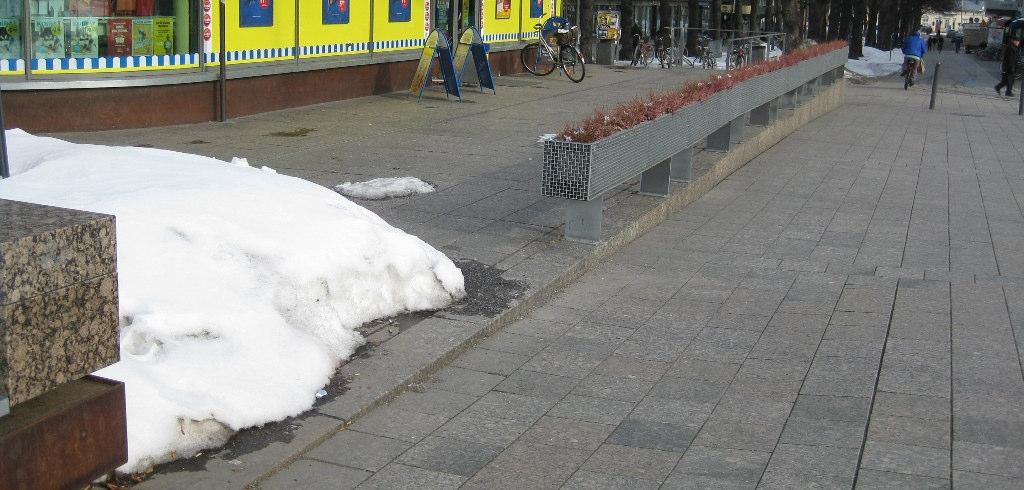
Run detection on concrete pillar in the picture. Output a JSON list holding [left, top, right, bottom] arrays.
[[706, 121, 732, 152], [639, 158, 671, 197], [730, 115, 745, 145], [750, 99, 778, 126], [564, 197, 603, 243], [670, 147, 692, 182]]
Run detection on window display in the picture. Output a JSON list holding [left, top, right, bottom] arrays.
[[29, 0, 195, 60]]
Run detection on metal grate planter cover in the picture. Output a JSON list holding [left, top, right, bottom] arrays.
[[543, 48, 847, 201]]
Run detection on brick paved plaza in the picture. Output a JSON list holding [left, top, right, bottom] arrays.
[[64, 49, 1024, 489]]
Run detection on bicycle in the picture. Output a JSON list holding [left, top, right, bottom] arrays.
[[903, 57, 919, 89], [728, 43, 747, 69], [521, 22, 585, 83], [695, 35, 716, 69], [632, 37, 654, 68]]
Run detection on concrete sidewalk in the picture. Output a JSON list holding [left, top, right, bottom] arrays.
[[246, 50, 1024, 488]]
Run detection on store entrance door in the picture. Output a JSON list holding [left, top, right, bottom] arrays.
[[435, 0, 477, 42]]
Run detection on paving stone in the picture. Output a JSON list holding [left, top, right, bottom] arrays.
[[386, 389, 478, 418], [547, 394, 637, 425], [606, 419, 698, 452], [952, 441, 1024, 478], [666, 446, 770, 488], [434, 412, 531, 447], [349, 407, 449, 443], [492, 368, 579, 400], [306, 430, 411, 472], [867, 415, 951, 449], [854, 469, 950, 489], [261, 459, 371, 490], [951, 470, 1024, 489], [477, 330, 551, 357], [461, 390, 555, 423], [649, 375, 731, 404], [571, 373, 657, 402], [523, 343, 609, 378], [426, 366, 505, 396], [764, 443, 860, 479], [453, 348, 530, 376], [860, 440, 951, 478], [628, 396, 715, 427], [580, 444, 683, 481], [561, 471, 663, 489], [872, 392, 950, 421], [517, 415, 616, 452], [756, 468, 854, 489], [692, 418, 785, 452], [487, 441, 591, 481], [591, 355, 671, 381], [360, 463, 468, 489], [460, 467, 562, 490], [665, 357, 742, 381], [396, 435, 502, 476], [779, 416, 865, 448]]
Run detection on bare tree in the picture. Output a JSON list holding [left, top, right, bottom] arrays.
[[619, 0, 634, 59], [687, 0, 701, 52], [850, 0, 866, 57], [580, 0, 594, 60], [866, 0, 879, 46], [782, 0, 803, 49], [808, 0, 828, 41], [712, 0, 722, 38]]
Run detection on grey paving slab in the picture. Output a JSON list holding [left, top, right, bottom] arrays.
[[306, 430, 411, 472]]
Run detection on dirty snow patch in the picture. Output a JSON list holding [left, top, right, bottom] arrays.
[[0, 129, 465, 473], [846, 46, 904, 77], [335, 177, 435, 200]]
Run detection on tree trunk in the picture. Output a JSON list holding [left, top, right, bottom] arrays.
[[782, 0, 802, 50], [712, 0, 722, 38], [865, 0, 879, 46], [827, 1, 842, 40], [659, 1, 673, 31], [838, 0, 852, 41], [850, 0, 866, 58], [807, 0, 826, 41], [580, 0, 594, 61], [619, 0, 634, 59], [687, 0, 701, 51], [877, 0, 897, 49]]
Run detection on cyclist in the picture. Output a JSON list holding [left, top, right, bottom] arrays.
[[655, 27, 673, 68], [629, 23, 643, 66], [901, 30, 927, 87]]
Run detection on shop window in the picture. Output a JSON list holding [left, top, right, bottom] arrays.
[[30, 0, 197, 59], [0, 0, 22, 59]]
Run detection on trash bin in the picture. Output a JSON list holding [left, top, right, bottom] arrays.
[[596, 40, 617, 65], [751, 41, 767, 62]]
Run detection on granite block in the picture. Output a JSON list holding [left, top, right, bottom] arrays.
[[1, 199, 119, 406]]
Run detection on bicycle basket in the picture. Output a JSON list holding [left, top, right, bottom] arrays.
[[556, 26, 578, 46]]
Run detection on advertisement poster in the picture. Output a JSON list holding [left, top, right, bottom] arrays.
[[596, 10, 619, 40], [66, 17, 99, 58], [495, 0, 511, 19], [132, 17, 153, 55], [153, 17, 174, 54], [389, 0, 410, 22], [0, 18, 21, 58], [323, 0, 349, 24], [32, 18, 65, 59], [988, 27, 1004, 46], [241, 0, 274, 27], [530, 0, 543, 18]]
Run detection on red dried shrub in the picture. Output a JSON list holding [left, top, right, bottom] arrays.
[[558, 41, 847, 143]]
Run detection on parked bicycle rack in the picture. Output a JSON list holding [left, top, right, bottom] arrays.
[[542, 49, 847, 243]]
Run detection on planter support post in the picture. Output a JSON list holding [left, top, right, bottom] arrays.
[[707, 121, 733, 151], [730, 115, 745, 145], [565, 198, 603, 243], [640, 158, 672, 197], [781, 90, 796, 109], [670, 147, 692, 182], [750, 99, 777, 126]]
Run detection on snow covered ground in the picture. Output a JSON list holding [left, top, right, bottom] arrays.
[[335, 176, 435, 200], [846, 46, 904, 77], [0, 130, 465, 473]]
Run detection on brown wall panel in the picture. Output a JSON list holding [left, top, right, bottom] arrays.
[[5, 50, 524, 132]]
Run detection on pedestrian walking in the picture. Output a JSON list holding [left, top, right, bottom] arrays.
[[995, 36, 1021, 96], [629, 22, 642, 66], [937, 35, 945, 51], [953, 33, 963, 53]]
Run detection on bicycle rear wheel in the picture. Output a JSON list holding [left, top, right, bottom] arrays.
[[560, 46, 586, 83], [522, 43, 556, 76]]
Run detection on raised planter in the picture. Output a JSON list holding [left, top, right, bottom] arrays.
[[543, 48, 847, 242]]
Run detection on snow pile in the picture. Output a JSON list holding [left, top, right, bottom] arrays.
[[0, 130, 465, 473], [537, 133, 557, 143], [846, 46, 904, 77], [335, 177, 435, 200]]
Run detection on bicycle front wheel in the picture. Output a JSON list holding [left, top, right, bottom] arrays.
[[560, 46, 586, 83], [522, 43, 556, 76]]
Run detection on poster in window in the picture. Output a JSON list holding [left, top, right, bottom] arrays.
[[323, 0, 349, 24], [389, 0, 410, 22], [530, 0, 543, 18], [241, 0, 274, 27], [0, 18, 21, 59], [66, 17, 100, 58], [32, 18, 65, 59], [107, 18, 132, 56], [495, 0, 511, 19], [153, 17, 174, 54], [132, 17, 153, 55]]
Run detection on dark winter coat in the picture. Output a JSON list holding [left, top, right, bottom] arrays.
[[1001, 42, 1019, 75]]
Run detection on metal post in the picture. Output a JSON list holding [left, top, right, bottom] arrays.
[[929, 62, 941, 110], [670, 147, 692, 182], [218, 0, 227, 122], [0, 86, 8, 179], [1018, 81, 1024, 116], [564, 198, 603, 243], [639, 158, 671, 196]]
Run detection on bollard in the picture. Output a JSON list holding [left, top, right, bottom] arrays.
[[929, 62, 941, 110], [218, 0, 227, 122], [0, 86, 8, 179], [1019, 84, 1024, 116]]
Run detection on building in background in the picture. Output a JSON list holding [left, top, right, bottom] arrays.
[[921, 0, 986, 33]]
